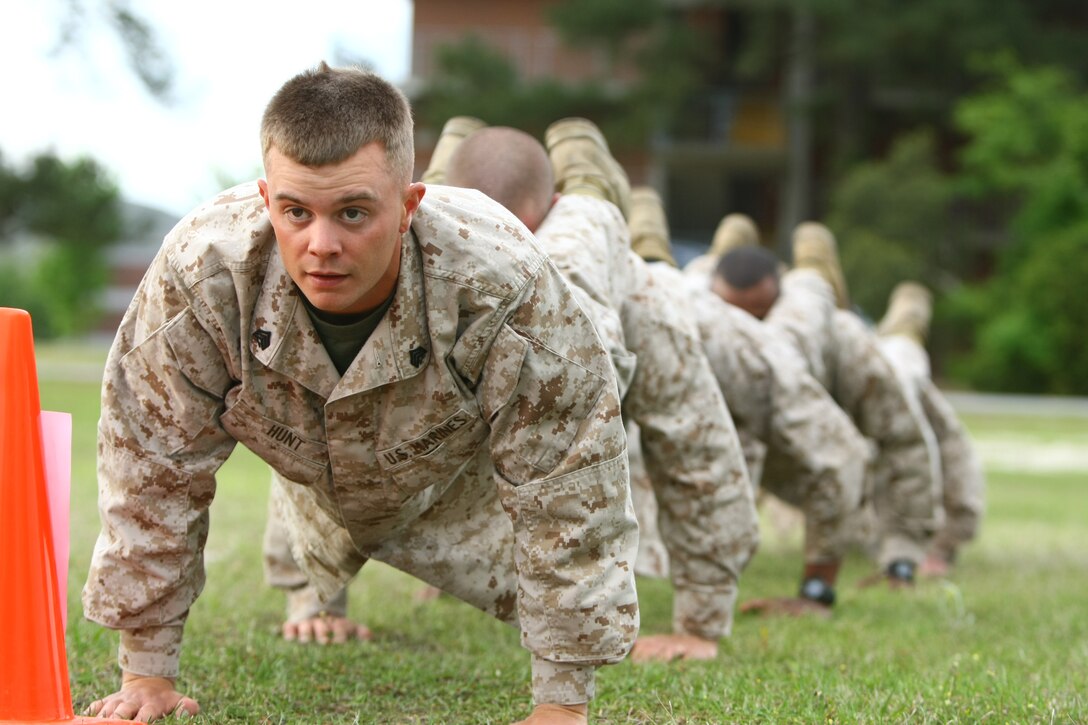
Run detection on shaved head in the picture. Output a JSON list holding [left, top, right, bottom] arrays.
[[446, 126, 555, 232]]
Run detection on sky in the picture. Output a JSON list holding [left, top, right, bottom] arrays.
[[2, 0, 413, 217]]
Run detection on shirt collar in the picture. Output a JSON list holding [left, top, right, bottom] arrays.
[[250, 228, 431, 400]]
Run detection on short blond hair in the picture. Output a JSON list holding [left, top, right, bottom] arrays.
[[260, 62, 414, 184]]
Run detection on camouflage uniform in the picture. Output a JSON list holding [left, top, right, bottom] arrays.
[[674, 272, 868, 567], [878, 335, 984, 563], [267, 192, 756, 643], [618, 253, 758, 638], [83, 183, 640, 705], [767, 273, 943, 567], [682, 251, 719, 281], [538, 195, 758, 640]]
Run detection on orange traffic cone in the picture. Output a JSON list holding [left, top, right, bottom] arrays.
[[0, 308, 136, 724]]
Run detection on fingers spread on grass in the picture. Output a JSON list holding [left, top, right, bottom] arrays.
[[631, 634, 718, 663], [282, 616, 371, 645]]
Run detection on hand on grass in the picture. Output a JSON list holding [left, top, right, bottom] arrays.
[[282, 614, 372, 645], [512, 703, 588, 724], [85, 673, 200, 722], [739, 596, 832, 618], [630, 633, 718, 663]]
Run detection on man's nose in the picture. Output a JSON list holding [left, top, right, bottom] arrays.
[[308, 219, 342, 257]]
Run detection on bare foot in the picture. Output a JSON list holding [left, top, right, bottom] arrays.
[[630, 633, 718, 663]]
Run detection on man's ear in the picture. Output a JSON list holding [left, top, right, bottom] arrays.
[[258, 179, 270, 208], [400, 182, 426, 233]]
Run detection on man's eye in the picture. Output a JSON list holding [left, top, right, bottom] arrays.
[[342, 208, 366, 222], [286, 207, 309, 220]]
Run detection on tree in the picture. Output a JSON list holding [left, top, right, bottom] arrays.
[[825, 130, 953, 319], [547, 0, 664, 72], [413, 35, 640, 146], [52, 0, 175, 102], [0, 153, 122, 337], [726, 0, 1088, 208], [942, 58, 1088, 393], [414, 0, 710, 150]]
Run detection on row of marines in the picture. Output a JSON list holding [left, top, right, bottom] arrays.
[[81, 64, 983, 723]]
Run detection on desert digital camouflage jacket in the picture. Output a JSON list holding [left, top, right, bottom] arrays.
[[537, 196, 758, 640], [83, 183, 638, 702], [766, 273, 943, 566], [823, 311, 943, 566], [878, 335, 984, 560], [689, 287, 868, 564], [625, 260, 759, 639]]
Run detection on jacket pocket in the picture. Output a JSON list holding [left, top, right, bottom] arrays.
[[221, 396, 329, 485], [376, 407, 488, 494]]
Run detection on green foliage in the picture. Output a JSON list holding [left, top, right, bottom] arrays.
[[414, 37, 649, 148], [0, 246, 110, 338], [959, 225, 1088, 394], [415, 37, 625, 141], [955, 56, 1088, 256], [549, 0, 664, 69], [627, 13, 712, 134], [0, 151, 121, 337], [944, 59, 1088, 393], [0, 260, 49, 325], [1018, 227, 1088, 394], [35, 246, 111, 337], [730, 1, 1088, 178], [807, 0, 1035, 84], [17, 154, 123, 249], [825, 130, 952, 317]]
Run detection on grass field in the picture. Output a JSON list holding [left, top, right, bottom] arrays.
[[34, 345, 1088, 723]]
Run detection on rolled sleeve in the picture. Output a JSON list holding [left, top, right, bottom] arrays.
[[531, 657, 596, 705], [672, 580, 739, 640], [118, 626, 185, 678]]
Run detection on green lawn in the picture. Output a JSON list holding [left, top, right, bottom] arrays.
[[34, 346, 1088, 723]]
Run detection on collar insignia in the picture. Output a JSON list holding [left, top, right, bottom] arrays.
[[252, 329, 272, 350], [409, 345, 428, 368]]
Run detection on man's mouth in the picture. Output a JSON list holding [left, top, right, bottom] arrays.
[[307, 271, 347, 287]]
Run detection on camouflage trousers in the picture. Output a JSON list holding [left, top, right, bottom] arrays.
[[765, 268, 836, 385], [768, 271, 942, 567], [879, 335, 985, 561], [263, 461, 518, 624], [263, 452, 609, 704]]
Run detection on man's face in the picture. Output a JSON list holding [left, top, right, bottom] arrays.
[[259, 142, 425, 315], [711, 273, 779, 320]]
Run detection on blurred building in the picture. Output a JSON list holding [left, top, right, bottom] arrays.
[[409, 0, 802, 260]]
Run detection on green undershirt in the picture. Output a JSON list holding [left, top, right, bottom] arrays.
[[301, 291, 395, 376]]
